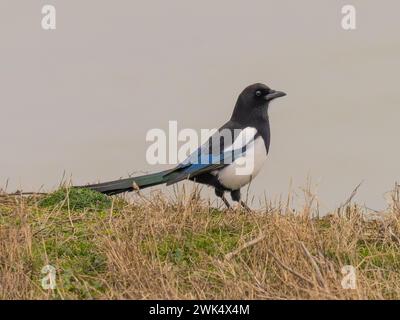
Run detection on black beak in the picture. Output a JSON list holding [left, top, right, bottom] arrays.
[[264, 90, 287, 101]]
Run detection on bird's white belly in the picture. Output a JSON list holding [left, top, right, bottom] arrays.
[[216, 136, 267, 190]]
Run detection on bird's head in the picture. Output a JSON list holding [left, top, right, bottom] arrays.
[[231, 83, 286, 123]]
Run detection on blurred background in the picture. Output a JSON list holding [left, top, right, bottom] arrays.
[[1, 0, 399, 211]]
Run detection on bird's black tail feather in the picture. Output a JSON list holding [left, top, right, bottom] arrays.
[[78, 169, 175, 195]]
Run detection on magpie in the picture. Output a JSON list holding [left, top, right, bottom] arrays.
[[81, 83, 286, 210]]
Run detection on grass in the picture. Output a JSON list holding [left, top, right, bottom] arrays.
[[38, 187, 112, 211], [0, 184, 400, 299]]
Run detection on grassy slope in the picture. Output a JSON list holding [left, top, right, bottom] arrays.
[[0, 187, 400, 299]]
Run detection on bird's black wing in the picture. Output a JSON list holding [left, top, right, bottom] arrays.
[[163, 120, 256, 185]]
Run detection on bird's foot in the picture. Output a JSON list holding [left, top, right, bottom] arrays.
[[230, 202, 241, 211], [230, 201, 252, 212]]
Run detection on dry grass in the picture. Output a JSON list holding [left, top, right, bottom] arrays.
[[1, 184, 400, 300]]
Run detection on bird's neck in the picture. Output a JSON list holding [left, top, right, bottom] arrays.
[[230, 109, 271, 153], [259, 117, 271, 154]]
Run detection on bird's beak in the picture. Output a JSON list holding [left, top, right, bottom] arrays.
[[264, 90, 287, 101]]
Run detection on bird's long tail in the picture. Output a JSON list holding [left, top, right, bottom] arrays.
[[78, 169, 175, 195]]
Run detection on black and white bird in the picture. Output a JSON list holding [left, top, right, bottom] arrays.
[[81, 83, 286, 210]]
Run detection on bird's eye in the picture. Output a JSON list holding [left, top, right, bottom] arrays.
[[255, 90, 262, 97]]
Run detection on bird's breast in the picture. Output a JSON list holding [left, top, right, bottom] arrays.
[[215, 136, 267, 190]]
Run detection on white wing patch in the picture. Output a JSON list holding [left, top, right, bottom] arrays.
[[181, 127, 257, 166], [222, 127, 258, 153]]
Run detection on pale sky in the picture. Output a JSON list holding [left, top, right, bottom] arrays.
[[1, 0, 399, 211]]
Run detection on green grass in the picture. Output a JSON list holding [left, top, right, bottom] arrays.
[[29, 236, 107, 299], [1, 188, 400, 299], [38, 188, 112, 211], [22, 188, 112, 298], [357, 241, 400, 270], [155, 227, 241, 266]]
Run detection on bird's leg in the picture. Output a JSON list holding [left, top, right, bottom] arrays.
[[231, 189, 252, 212], [239, 201, 251, 212], [215, 188, 231, 209], [221, 195, 231, 209]]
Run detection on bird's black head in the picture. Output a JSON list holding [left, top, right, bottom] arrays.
[[231, 83, 286, 124]]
